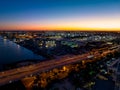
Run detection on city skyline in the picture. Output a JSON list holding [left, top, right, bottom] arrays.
[[0, 0, 120, 31]]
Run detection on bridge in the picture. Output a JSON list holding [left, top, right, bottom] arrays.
[[0, 46, 119, 86]]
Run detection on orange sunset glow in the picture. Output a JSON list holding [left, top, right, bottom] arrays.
[[0, 0, 120, 31], [0, 17, 120, 31]]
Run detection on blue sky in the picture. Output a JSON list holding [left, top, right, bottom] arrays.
[[0, 0, 120, 30]]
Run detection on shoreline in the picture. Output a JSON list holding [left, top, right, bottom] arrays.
[[0, 36, 47, 71]]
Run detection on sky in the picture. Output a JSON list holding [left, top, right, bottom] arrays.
[[0, 0, 120, 31]]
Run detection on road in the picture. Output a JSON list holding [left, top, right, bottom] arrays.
[[0, 46, 118, 86]]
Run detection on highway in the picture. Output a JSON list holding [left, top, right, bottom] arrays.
[[0, 46, 119, 86]]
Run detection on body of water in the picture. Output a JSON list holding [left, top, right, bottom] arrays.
[[0, 36, 44, 65]]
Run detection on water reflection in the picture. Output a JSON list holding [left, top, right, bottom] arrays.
[[17, 45, 20, 49], [3, 38, 7, 45]]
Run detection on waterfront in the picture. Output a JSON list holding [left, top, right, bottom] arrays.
[[0, 36, 44, 67], [0, 31, 119, 90]]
